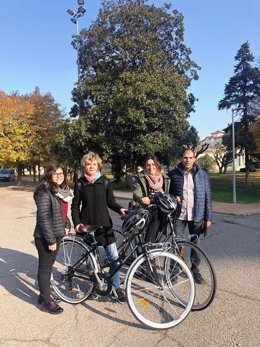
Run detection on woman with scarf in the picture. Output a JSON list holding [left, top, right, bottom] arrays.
[[71, 151, 127, 302], [34, 163, 73, 314], [133, 154, 170, 243]]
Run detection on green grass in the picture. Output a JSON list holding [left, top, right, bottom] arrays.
[[209, 171, 260, 203], [108, 171, 260, 204]]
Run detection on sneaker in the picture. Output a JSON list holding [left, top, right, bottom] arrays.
[[193, 272, 205, 284], [111, 288, 126, 303]]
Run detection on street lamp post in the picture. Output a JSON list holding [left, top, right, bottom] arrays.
[[231, 108, 243, 203], [67, 1, 86, 115]]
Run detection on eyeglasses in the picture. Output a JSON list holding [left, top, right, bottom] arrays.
[[53, 173, 64, 178]]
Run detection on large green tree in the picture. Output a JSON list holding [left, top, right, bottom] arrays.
[[71, 0, 199, 178], [218, 42, 260, 189]]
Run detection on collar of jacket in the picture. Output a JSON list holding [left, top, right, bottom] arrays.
[[80, 176, 103, 185], [177, 163, 200, 176], [137, 172, 169, 179]]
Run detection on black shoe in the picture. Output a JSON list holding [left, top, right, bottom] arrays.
[[193, 272, 205, 284], [111, 288, 126, 303], [38, 293, 61, 305], [41, 301, 63, 314]]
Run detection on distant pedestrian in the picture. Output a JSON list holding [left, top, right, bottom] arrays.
[[169, 149, 212, 283], [34, 163, 73, 313]]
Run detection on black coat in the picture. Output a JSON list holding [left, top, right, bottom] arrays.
[[33, 189, 71, 245], [71, 176, 122, 246]]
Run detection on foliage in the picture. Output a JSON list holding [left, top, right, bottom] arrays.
[[0, 91, 34, 167], [196, 154, 215, 173], [211, 143, 233, 174], [0, 88, 65, 181], [26, 87, 65, 168], [70, 0, 200, 177], [250, 117, 260, 157], [218, 42, 260, 189]]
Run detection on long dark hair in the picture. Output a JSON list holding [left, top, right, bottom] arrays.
[[34, 163, 68, 195], [144, 154, 161, 173]]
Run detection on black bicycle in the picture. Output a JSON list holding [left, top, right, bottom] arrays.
[[115, 193, 216, 311], [51, 210, 196, 330], [153, 192, 217, 311]]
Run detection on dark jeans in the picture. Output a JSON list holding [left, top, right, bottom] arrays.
[[35, 237, 62, 304], [174, 220, 204, 274]]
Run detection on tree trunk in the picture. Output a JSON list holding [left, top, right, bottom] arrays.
[[33, 166, 37, 182], [16, 163, 23, 186]]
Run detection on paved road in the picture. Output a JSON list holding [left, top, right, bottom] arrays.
[[0, 190, 260, 347]]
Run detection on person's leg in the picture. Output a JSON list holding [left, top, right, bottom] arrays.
[[35, 238, 59, 304], [104, 242, 125, 302], [174, 219, 187, 237], [187, 221, 203, 275], [104, 242, 120, 289], [145, 208, 159, 243]]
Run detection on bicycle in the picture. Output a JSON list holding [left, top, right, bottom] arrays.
[[153, 192, 217, 311], [117, 193, 216, 311], [51, 210, 196, 330]]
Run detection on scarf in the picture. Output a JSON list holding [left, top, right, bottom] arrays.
[[145, 173, 163, 192], [55, 186, 74, 203], [85, 171, 102, 183]]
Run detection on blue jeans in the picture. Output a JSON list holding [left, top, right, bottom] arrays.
[[104, 242, 120, 289]]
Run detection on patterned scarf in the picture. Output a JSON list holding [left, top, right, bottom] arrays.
[[145, 173, 163, 192], [85, 171, 102, 183], [55, 186, 74, 202]]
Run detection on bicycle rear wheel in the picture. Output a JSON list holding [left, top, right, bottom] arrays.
[[125, 251, 195, 330], [176, 241, 216, 311], [51, 237, 97, 304]]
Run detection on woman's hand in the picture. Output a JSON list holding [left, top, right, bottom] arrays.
[[75, 224, 85, 233], [140, 197, 150, 206], [48, 243, 57, 252]]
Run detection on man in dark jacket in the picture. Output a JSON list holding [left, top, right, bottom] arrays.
[[169, 149, 212, 283]]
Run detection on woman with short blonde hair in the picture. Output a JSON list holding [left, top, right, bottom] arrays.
[[72, 151, 127, 302], [81, 151, 102, 170]]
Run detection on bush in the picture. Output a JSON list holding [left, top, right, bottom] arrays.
[[239, 166, 256, 172]]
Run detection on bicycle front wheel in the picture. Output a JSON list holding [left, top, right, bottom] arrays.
[[51, 237, 97, 304], [125, 251, 195, 330], [176, 241, 216, 311]]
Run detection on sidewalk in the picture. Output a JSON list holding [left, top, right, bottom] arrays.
[[114, 190, 260, 216]]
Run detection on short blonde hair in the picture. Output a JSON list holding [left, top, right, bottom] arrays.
[[81, 151, 102, 170]]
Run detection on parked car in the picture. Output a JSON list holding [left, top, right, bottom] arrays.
[[0, 168, 16, 181]]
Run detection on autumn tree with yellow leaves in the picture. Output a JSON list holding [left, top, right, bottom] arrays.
[[0, 88, 65, 183]]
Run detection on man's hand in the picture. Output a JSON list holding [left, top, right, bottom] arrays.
[[201, 221, 212, 237]]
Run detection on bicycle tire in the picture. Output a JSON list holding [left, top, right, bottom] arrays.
[[125, 250, 195, 330], [51, 236, 97, 304], [175, 240, 216, 311]]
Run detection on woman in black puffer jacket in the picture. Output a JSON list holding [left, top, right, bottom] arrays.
[[34, 163, 73, 314]]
